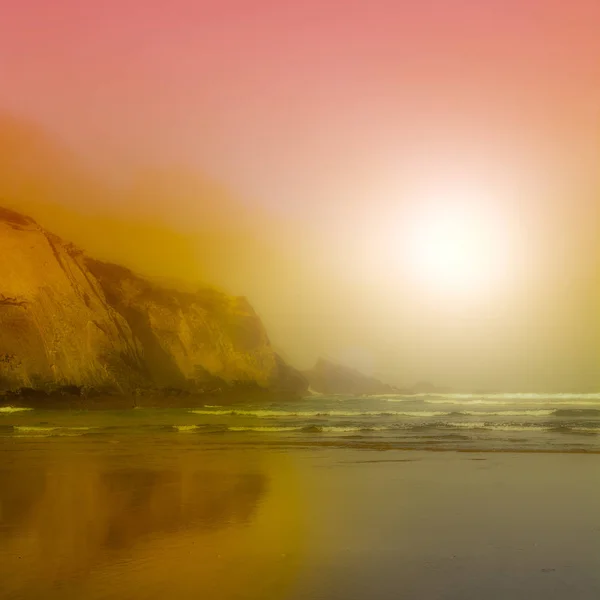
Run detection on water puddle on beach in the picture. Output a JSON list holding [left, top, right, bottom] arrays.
[[0, 439, 306, 600]]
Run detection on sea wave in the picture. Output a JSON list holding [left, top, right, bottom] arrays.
[[422, 399, 528, 406], [11, 433, 87, 438], [446, 422, 550, 432], [220, 422, 560, 434], [459, 409, 555, 417], [0, 406, 34, 413], [317, 425, 391, 433], [13, 425, 93, 433], [423, 399, 600, 406], [9, 425, 90, 438], [14, 426, 58, 432], [395, 392, 600, 400], [190, 409, 452, 418], [228, 426, 303, 432], [483, 425, 550, 432], [189, 408, 581, 419], [361, 396, 414, 402], [228, 425, 389, 433], [174, 425, 198, 433]]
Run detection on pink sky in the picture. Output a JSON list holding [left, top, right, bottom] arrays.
[[2, 0, 599, 213]]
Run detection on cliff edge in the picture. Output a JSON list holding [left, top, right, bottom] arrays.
[[0, 206, 306, 401]]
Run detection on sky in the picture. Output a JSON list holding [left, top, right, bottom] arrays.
[[1, 0, 600, 390]]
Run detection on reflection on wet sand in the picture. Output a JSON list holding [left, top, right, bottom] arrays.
[[0, 443, 305, 600]]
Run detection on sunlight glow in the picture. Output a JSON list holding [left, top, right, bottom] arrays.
[[406, 186, 511, 295]]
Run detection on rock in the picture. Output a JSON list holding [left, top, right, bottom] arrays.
[[0, 207, 307, 401], [303, 357, 395, 395]]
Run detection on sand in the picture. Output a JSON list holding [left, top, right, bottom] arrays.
[[291, 451, 600, 599], [1, 439, 599, 599]]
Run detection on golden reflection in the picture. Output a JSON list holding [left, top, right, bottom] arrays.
[[0, 444, 305, 600]]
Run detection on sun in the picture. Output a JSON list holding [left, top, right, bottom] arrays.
[[405, 190, 510, 295]]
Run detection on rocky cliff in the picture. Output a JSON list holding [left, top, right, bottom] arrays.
[[303, 358, 395, 395], [0, 206, 306, 402]]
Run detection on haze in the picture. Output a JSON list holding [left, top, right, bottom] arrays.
[[2, 0, 600, 391]]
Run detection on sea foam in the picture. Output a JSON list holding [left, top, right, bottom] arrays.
[[414, 392, 600, 400], [228, 426, 302, 432], [174, 425, 198, 433], [190, 409, 451, 418]]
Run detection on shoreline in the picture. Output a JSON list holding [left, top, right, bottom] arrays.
[[0, 389, 305, 410]]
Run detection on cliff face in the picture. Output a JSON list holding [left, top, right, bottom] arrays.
[[0, 207, 306, 397], [304, 358, 395, 395]]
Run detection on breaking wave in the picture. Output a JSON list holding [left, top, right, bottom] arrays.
[[9, 425, 92, 438], [447, 423, 550, 432], [190, 409, 452, 418], [227, 425, 392, 433], [174, 425, 198, 433], [13, 426, 93, 433], [229, 426, 303, 432], [459, 409, 554, 417], [190, 408, 576, 419], [423, 399, 600, 407], [315, 425, 391, 433], [398, 392, 600, 401]]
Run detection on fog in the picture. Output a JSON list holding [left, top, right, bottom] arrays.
[[2, 1, 600, 390]]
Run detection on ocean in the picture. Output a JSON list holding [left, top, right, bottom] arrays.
[[2, 392, 600, 452]]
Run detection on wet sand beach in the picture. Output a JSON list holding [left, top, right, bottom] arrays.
[[1, 432, 599, 600]]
